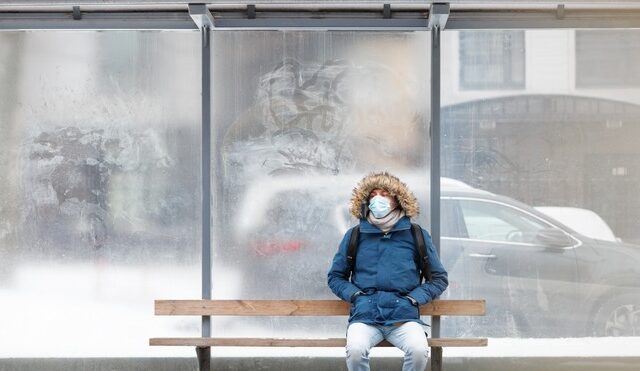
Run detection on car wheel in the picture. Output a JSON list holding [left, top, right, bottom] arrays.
[[591, 292, 640, 336]]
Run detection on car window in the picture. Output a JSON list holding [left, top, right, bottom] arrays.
[[442, 198, 468, 238], [459, 199, 551, 243]]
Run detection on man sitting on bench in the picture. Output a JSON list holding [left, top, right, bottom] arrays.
[[328, 171, 449, 371]]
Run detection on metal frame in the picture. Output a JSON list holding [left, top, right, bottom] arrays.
[[189, 3, 214, 28], [428, 5, 448, 371], [447, 7, 640, 29], [3, 1, 640, 370], [0, 11, 197, 30], [181, 3, 450, 370], [212, 18, 428, 30], [189, 6, 214, 370], [189, 4, 212, 343], [4, 3, 640, 30]]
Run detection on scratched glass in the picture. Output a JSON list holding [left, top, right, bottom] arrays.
[[212, 31, 431, 338], [0, 31, 200, 357]]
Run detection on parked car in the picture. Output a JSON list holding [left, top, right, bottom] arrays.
[[223, 174, 640, 338], [534, 206, 620, 243], [439, 187, 640, 337]]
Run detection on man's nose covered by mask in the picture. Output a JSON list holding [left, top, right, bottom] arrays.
[[368, 195, 395, 218]]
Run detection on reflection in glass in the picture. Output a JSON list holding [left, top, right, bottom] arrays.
[[442, 29, 640, 340], [459, 30, 525, 90], [212, 31, 430, 337], [459, 199, 550, 243], [576, 30, 640, 88]]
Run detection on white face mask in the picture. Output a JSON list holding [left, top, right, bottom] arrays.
[[368, 195, 393, 218]]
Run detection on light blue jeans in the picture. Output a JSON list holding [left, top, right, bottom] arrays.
[[345, 321, 428, 371]]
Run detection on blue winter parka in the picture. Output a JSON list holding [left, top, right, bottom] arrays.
[[327, 216, 449, 326]]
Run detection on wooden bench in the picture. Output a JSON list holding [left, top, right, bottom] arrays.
[[150, 299, 487, 371]]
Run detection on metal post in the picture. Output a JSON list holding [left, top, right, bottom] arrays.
[[196, 346, 211, 371], [431, 345, 443, 371], [429, 3, 449, 370], [198, 22, 213, 371], [430, 20, 442, 339], [190, 6, 216, 370], [190, 3, 215, 344], [428, 9, 448, 371], [201, 24, 212, 339]]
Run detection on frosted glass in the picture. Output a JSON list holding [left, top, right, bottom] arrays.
[[212, 31, 431, 337], [0, 31, 200, 357]]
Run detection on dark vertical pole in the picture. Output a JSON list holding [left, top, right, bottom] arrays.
[[431, 345, 443, 371], [196, 346, 211, 371], [201, 24, 212, 338], [199, 23, 212, 371], [430, 24, 443, 371]]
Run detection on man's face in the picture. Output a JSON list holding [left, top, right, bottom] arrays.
[[369, 188, 398, 210]]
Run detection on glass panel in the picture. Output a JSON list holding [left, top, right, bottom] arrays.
[[459, 199, 550, 243], [212, 31, 430, 337], [442, 28, 640, 352], [576, 30, 640, 88], [0, 31, 200, 357], [459, 30, 525, 90]]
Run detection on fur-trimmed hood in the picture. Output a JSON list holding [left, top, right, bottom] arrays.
[[350, 172, 419, 219]]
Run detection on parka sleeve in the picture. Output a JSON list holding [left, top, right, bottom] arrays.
[[327, 228, 362, 302], [407, 228, 449, 305]]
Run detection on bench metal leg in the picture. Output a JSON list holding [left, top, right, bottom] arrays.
[[196, 346, 211, 371], [430, 346, 442, 371]]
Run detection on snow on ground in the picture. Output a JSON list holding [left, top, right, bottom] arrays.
[[1, 263, 639, 358]]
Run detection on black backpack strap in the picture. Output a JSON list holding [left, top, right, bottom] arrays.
[[411, 223, 432, 283], [346, 226, 360, 280]]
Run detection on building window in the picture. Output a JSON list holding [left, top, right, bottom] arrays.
[[459, 30, 525, 90], [576, 30, 640, 88]]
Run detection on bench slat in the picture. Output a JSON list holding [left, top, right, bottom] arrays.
[[149, 337, 487, 348], [150, 337, 347, 347], [155, 299, 485, 316], [428, 338, 488, 347]]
